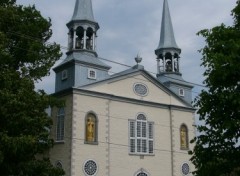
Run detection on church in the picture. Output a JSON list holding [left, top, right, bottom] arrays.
[[49, 0, 196, 175]]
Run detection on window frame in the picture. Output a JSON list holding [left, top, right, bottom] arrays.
[[129, 113, 154, 155], [134, 168, 150, 176], [179, 88, 185, 97], [88, 68, 96, 80], [55, 160, 63, 169], [136, 172, 148, 176], [181, 162, 191, 176], [56, 108, 65, 142], [83, 159, 98, 176], [61, 69, 68, 80]]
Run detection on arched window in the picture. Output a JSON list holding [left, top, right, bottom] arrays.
[[55, 161, 63, 169], [56, 108, 65, 141], [174, 53, 180, 72], [165, 52, 172, 72], [86, 27, 93, 50], [137, 172, 148, 176], [180, 124, 189, 149], [134, 168, 150, 176], [85, 113, 98, 144], [68, 28, 74, 50], [75, 26, 84, 49], [129, 114, 154, 154]]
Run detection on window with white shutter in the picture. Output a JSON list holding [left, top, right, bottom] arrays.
[[129, 114, 154, 155], [148, 122, 154, 153]]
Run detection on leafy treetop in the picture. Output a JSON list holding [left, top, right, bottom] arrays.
[[190, 1, 240, 176], [0, 0, 64, 175]]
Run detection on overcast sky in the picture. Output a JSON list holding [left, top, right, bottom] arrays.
[[18, 0, 236, 96]]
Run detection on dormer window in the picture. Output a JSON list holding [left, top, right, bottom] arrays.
[[61, 70, 68, 80], [179, 88, 184, 97], [88, 69, 96, 79]]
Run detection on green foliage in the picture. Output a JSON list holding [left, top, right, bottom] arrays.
[[190, 1, 240, 176], [0, 1, 64, 175], [0, 0, 61, 80]]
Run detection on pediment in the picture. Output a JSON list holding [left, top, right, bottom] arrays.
[[81, 70, 188, 107]]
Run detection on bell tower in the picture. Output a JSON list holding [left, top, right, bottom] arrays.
[[155, 0, 181, 75], [53, 0, 111, 93], [67, 0, 99, 55], [155, 0, 193, 104]]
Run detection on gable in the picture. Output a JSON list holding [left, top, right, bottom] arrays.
[[81, 72, 188, 107]]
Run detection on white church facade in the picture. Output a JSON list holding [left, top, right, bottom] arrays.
[[49, 0, 196, 176]]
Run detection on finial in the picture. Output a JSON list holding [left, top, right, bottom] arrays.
[[135, 54, 142, 65]]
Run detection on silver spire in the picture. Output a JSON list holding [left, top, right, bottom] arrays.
[[156, 0, 180, 51], [71, 0, 95, 21]]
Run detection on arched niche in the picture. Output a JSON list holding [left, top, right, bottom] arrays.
[[75, 26, 84, 49], [86, 27, 94, 50], [180, 124, 189, 150], [85, 112, 98, 144]]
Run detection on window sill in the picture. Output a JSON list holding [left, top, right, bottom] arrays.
[[180, 147, 189, 151], [84, 141, 99, 145], [55, 140, 65, 144], [87, 77, 96, 80], [61, 78, 67, 81], [129, 153, 155, 156]]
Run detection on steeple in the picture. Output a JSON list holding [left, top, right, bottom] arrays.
[[66, 0, 99, 56], [71, 0, 95, 21], [157, 0, 180, 52], [155, 0, 193, 105], [155, 0, 181, 75], [53, 0, 111, 93]]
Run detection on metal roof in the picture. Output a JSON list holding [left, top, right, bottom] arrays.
[[54, 52, 111, 70], [156, 0, 180, 51], [71, 0, 95, 22]]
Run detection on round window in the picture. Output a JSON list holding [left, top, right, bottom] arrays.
[[137, 172, 148, 176], [83, 160, 98, 176], [134, 83, 148, 96], [181, 163, 190, 175]]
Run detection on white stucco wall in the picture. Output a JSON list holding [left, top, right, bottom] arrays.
[[85, 74, 186, 107], [50, 72, 195, 176], [67, 92, 195, 176]]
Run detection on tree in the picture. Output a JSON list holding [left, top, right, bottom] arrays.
[[0, 0, 64, 175], [190, 1, 240, 175]]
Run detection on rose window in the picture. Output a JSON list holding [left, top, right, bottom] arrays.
[[181, 163, 190, 175], [83, 160, 98, 176]]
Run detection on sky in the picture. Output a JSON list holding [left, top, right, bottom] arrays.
[[17, 0, 237, 96]]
